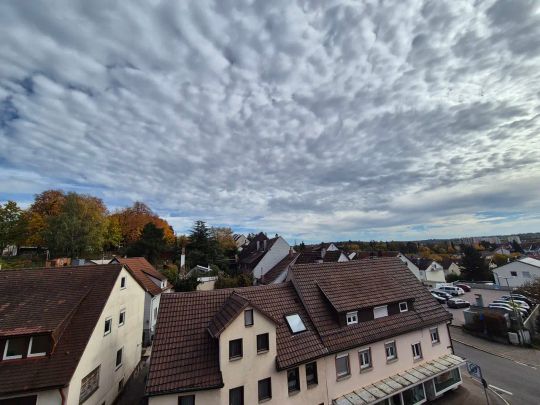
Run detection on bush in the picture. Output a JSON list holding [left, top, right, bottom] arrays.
[[445, 273, 460, 283], [215, 273, 253, 289]]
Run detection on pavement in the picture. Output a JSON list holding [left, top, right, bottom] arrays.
[[431, 371, 506, 405], [445, 288, 508, 326]]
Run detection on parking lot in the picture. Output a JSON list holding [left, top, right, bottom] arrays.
[[439, 288, 508, 326]]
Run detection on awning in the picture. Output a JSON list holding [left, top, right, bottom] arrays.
[[333, 354, 465, 405]]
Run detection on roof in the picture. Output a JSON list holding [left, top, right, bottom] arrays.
[[261, 252, 300, 284], [519, 257, 540, 268], [0, 264, 130, 395], [146, 283, 327, 395], [290, 257, 452, 354], [113, 257, 170, 296], [237, 234, 279, 271]]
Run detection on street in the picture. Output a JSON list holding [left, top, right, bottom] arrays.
[[454, 341, 540, 404]]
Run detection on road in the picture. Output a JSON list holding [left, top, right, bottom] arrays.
[[454, 341, 540, 404]]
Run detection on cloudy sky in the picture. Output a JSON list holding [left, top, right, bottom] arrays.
[[1, 0, 540, 243]]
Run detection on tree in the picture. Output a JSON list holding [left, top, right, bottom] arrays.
[[512, 240, 524, 253], [461, 246, 492, 281], [186, 221, 228, 271], [23, 190, 66, 246], [174, 275, 200, 292], [492, 253, 510, 267], [517, 279, 540, 303], [0, 201, 22, 251], [211, 227, 237, 252], [127, 223, 166, 264], [46, 193, 107, 258], [103, 216, 122, 252]]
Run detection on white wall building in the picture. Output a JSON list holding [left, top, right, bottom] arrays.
[[493, 257, 540, 288]]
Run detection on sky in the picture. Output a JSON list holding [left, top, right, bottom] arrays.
[[1, 0, 540, 243]]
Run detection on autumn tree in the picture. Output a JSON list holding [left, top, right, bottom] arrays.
[[22, 190, 66, 246], [0, 201, 22, 251], [103, 215, 122, 251]]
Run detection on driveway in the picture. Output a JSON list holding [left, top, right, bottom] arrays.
[[445, 288, 508, 326]]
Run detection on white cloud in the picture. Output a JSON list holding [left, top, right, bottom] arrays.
[[1, 0, 540, 242]]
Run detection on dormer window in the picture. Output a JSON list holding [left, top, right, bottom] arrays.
[[27, 335, 49, 357], [399, 302, 408, 313], [2, 337, 26, 360], [346, 311, 358, 325], [373, 305, 388, 319], [285, 314, 306, 334]]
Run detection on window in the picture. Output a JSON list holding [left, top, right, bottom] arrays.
[[434, 368, 462, 394], [287, 368, 300, 393], [385, 341, 397, 361], [258, 378, 272, 402], [119, 310, 126, 326], [335, 353, 350, 379], [412, 342, 422, 360], [510, 271, 517, 277], [79, 365, 100, 403], [346, 311, 358, 325], [229, 386, 244, 405], [104, 318, 112, 335], [257, 333, 269, 353], [359, 348, 372, 370], [399, 302, 408, 312], [430, 327, 440, 344], [305, 361, 318, 386], [27, 335, 49, 357], [523, 271, 531, 278], [374, 305, 388, 319], [115, 348, 123, 369], [178, 396, 195, 405], [2, 337, 26, 360], [244, 309, 254, 326], [402, 383, 426, 405], [120, 276, 126, 289], [285, 314, 306, 333], [229, 339, 243, 360]]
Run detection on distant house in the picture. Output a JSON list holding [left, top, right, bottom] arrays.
[[237, 233, 291, 283], [296, 248, 349, 264], [493, 257, 540, 288], [441, 258, 461, 278], [260, 251, 300, 285], [0, 264, 146, 405], [233, 234, 248, 250], [397, 254, 446, 286], [111, 257, 172, 344]]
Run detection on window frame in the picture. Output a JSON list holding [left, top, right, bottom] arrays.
[[178, 395, 195, 405], [430, 327, 440, 344], [119, 309, 126, 327], [229, 386, 244, 405], [335, 353, 350, 379], [115, 347, 123, 369], [412, 342, 423, 360], [79, 365, 100, 404], [256, 333, 269, 353], [229, 338, 243, 360], [120, 276, 127, 289], [257, 377, 272, 402], [384, 341, 397, 361], [104, 317, 112, 336], [358, 347, 372, 370], [346, 311, 358, 325], [510, 271, 517, 277], [244, 309, 254, 327], [373, 305, 389, 319], [287, 367, 300, 394], [27, 336, 47, 357], [305, 361, 318, 387], [2, 337, 26, 360], [399, 302, 408, 312]]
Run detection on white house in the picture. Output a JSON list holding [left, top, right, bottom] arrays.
[[493, 257, 540, 288], [111, 257, 172, 345], [397, 254, 446, 287], [0, 264, 146, 405]]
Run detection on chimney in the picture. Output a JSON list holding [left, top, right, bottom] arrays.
[[257, 241, 260, 251], [180, 247, 186, 269], [263, 240, 267, 251]]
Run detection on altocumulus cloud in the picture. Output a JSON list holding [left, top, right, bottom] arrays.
[[1, 0, 540, 242]]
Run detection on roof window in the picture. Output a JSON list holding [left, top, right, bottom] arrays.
[[285, 314, 306, 334]]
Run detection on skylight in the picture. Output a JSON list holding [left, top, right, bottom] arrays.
[[285, 314, 306, 333]]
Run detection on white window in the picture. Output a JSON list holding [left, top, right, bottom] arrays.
[[120, 276, 126, 289], [374, 305, 388, 319], [399, 302, 408, 312], [79, 365, 100, 403], [346, 311, 358, 325], [2, 337, 26, 360], [335, 353, 350, 378], [359, 348, 372, 370], [385, 341, 397, 361], [244, 309, 254, 326], [430, 327, 440, 344], [412, 342, 422, 360], [27, 335, 49, 357], [119, 310, 126, 326], [104, 317, 112, 335]]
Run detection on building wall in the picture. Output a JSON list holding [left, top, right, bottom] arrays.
[[150, 294, 161, 334], [196, 278, 217, 291], [397, 254, 422, 281], [494, 261, 540, 287], [0, 389, 61, 405], [148, 322, 451, 405], [65, 267, 145, 405], [254, 237, 290, 280]]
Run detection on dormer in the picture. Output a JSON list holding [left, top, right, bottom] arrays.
[[1, 333, 53, 361]]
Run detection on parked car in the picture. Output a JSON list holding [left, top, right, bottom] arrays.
[[497, 298, 530, 310], [438, 285, 465, 296], [455, 283, 471, 292], [501, 294, 535, 306], [488, 303, 528, 317], [431, 293, 446, 304], [447, 298, 470, 308], [431, 290, 452, 300]]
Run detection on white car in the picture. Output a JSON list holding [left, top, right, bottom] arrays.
[[495, 298, 530, 310], [438, 285, 465, 296], [488, 303, 527, 317]]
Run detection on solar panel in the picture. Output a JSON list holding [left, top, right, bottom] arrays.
[[285, 314, 306, 333]]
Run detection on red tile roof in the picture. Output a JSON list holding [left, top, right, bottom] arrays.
[[113, 257, 170, 296], [0, 264, 128, 396]]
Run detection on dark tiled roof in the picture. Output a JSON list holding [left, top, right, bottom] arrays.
[[238, 235, 279, 271], [113, 257, 170, 296], [321, 250, 344, 262], [290, 257, 452, 353], [0, 264, 126, 395], [295, 251, 323, 264], [146, 283, 327, 395], [261, 253, 300, 284]]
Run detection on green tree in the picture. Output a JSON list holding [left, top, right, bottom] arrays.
[[492, 253, 510, 267], [0, 201, 22, 251], [46, 193, 107, 258], [103, 216, 122, 251], [174, 275, 200, 292], [461, 246, 492, 281], [187, 221, 228, 271], [127, 223, 166, 264]]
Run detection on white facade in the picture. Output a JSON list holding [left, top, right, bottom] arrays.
[[397, 254, 421, 280], [253, 237, 291, 281], [397, 255, 446, 286], [493, 258, 540, 288]]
